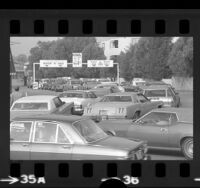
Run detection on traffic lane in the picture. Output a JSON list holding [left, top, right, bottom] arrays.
[[148, 149, 185, 160]]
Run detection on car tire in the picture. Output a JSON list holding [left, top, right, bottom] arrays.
[[181, 137, 193, 160], [133, 111, 140, 120], [71, 107, 75, 115], [177, 101, 181, 107]]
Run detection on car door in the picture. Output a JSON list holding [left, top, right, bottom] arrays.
[[127, 112, 170, 147], [136, 93, 153, 115], [167, 88, 178, 106], [10, 121, 33, 160], [30, 121, 73, 160]]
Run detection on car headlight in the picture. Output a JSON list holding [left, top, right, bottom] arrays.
[[127, 151, 136, 160], [140, 143, 148, 153]]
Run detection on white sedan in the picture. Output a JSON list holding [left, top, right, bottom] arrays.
[[10, 95, 74, 119], [58, 90, 100, 115]]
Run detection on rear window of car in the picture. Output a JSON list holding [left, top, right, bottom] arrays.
[[96, 85, 114, 89], [100, 96, 132, 102], [11, 102, 48, 110], [71, 81, 82, 85], [60, 93, 83, 98], [87, 92, 97, 98], [144, 90, 166, 97], [53, 97, 63, 108]]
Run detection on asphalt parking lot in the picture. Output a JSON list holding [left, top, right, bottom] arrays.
[[17, 87, 193, 160]]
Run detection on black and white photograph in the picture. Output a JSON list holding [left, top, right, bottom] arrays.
[[10, 36, 193, 160]]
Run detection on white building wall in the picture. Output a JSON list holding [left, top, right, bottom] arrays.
[[98, 37, 140, 60]]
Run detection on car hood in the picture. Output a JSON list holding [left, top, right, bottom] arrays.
[[94, 136, 144, 151]]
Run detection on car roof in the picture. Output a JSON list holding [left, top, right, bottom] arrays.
[[15, 95, 57, 102], [97, 83, 117, 86], [11, 114, 85, 124], [150, 108, 193, 122], [61, 90, 89, 94], [105, 92, 138, 96], [141, 85, 171, 90]]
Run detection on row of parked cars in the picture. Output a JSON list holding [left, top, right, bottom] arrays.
[[10, 80, 192, 160], [39, 78, 104, 92]]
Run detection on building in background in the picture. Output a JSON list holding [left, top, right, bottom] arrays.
[[96, 37, 140, 60]]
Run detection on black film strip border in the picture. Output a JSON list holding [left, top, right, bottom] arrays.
[[10, 19, 190, 35]]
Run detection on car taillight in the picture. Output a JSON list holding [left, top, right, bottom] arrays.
[[164, 98, 174, 106]]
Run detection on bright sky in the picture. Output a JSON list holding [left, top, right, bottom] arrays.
[[10, 37, 180, 57], [10, 37, 61, 57]]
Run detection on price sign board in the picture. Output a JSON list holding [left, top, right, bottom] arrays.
[[32, 82, 38, 90], [40, 60, 67, 68], [87, 60, 113, 67], [72, 53, 82, 67]]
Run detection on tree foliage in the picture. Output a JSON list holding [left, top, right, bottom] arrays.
[[118, 37, 173, 81], [14, 54, 28, 64], [28, 37, 106, 79], [167, 37, 193, 77]]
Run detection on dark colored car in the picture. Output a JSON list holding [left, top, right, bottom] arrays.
[[10, 114, 150, 160], [98, 108, 193, 160]]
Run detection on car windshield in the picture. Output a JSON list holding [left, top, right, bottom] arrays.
[[73, 119, 108, 142], [144, 90, 166, 97], [61, 93, 83, 98], [11, 102, 48, 110], [100, 95, 132, 102]]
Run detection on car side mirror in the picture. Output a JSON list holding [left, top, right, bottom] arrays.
[[106, 130, 116, 136]]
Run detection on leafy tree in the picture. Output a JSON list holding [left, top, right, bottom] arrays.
[[118, 37, 173, 81], [134, 37, 173, 80], [118, 46, 136, 81], [14, 54, 28, 64], [168, 37, 193, 77], [28, 37, 105, 79]]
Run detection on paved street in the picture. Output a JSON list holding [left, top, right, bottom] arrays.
[[148, 149, 185, 160]]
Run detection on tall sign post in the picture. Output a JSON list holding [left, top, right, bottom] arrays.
[[33, 59, 120, 87], [72, 53, 82, 67], [33, 60, 68, 83]]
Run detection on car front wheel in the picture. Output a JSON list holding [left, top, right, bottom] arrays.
[[181, 137, 193, 160]]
